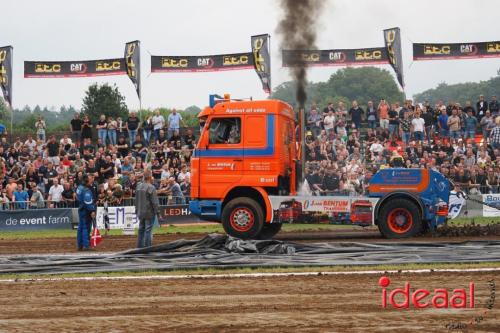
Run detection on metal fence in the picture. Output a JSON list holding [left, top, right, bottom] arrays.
[[0, 196, 190, 211]]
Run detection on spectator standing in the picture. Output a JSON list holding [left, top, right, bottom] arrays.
[[323, 109, 336, 133], [35, 116, 46, 142], [480, 110, 494, 141], [438, 107, 449, 138], [377, 100, 390, 130], [463, 101, 476, 116], [421, 106, 434, 143], [167, 108, 185, 139], [126, 112, 140, 147], [135, 169, 160, 248], [447, 108, 461, 141], [489, 117, 500, 150], [29, 184, 44, 209], [46, 136, 60, 166], [168, 176, 185, 204], [411, 110, 426, 142], [0, 122, 6, 137], [81, 115, 93, 141], [96, 114, 108, 145], [400, 111, 412, 145], [307, 107, 322, 137], [70, 113, 83, 148], [388, 106, 399, 138], [107, 116, 118, 145], [13, 183, 29, 209], [142, 115, 153, 145], [152, 109, 165, 142], [62, 182, 76, 207], [464, 109, 478, 140], [489, 95, 499, 117], [48, 178, 64, 207], [348, 101, 364, 130], [366, 101, 377, 130], [477, 95, 488, 121], [183, 129, 196, 149]]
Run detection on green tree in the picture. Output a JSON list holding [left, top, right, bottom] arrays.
[[270, 67, 405, 110], [413, 73, 500, 105], [81, 83, 129, 123]]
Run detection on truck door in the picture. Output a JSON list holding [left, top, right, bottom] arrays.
[[199, 116, 243, 198]]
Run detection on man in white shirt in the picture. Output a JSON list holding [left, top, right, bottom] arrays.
[[323, 110, 336, 133], [24, 135, 37, 152], [411, 112, 426, 142], [369, 139, 384, 158], [152, 109, 165, 142], [48, 178, 64, 208]]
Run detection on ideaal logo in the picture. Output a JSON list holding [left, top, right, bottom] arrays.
[[379, 276, 474, 309], [378, 276, 496, 330]]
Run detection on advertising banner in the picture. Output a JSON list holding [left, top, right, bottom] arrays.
[[413, 41, 500, 61], [24, 58, 127, 78], [384, 27, 404, 88], [448, 191, 466, 219], [125, 40, 141, 99], [482, 194, 500, 217], [96, 204, 202, 229], [0, 208, 73, 231], [251, 34, 271, 93], [268, 196, 378, 226], [282, 47, 389, 67], [96, 206, 138, 230], [151, 52, 254, 73], [0, 46, 13, 105]]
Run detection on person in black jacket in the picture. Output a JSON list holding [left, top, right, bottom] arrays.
[[421, 106, 434, 143], [477, 95, 488, 121]]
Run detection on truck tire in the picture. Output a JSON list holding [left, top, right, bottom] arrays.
[[257, 223, 282, 240], [378, 198, 422, 239], [222, 198, 264, 239]]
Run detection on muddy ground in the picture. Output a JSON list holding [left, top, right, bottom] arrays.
[[0, 271, 497, 333], [0, 229, 499, 255]]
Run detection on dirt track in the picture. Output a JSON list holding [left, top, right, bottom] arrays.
[[0, 230, 499, 255], [0, 271, 497, 333]]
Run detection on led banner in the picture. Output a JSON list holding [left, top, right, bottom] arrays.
[[150, 52, 254, 73], [125, 40, 141, 99], [413, 41, 500, 60], [251, 34, 271, 93], [24, 58, 127, 78], [282, 47, 390, 67], [0, 46, 13, 105], [384, 27, 404, 89]]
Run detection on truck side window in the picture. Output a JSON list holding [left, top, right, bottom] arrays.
[[209, 118, 241, 144]]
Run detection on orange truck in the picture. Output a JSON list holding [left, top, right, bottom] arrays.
[[189, 96, 451, 239]]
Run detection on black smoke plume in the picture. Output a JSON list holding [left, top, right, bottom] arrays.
[[277, 0, 325, 108]]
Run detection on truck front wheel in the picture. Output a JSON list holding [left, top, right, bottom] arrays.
[[222, 198, 264, 239], [378, 198, 422, 238]]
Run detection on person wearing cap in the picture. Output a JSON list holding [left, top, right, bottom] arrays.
[[76, 174, 96, 251], [135, 169, 160, 248]]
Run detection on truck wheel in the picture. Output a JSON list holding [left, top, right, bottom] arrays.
[[378, 199, 422, 238], [257, 223, 282, 240], [222, 198, 264, 239]]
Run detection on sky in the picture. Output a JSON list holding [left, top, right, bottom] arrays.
[[1, 0, 499, 110]]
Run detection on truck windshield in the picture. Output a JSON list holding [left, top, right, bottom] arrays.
[[209, 118, 241, 144]]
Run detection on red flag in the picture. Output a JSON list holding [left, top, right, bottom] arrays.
[[90, 227, 103, 248]]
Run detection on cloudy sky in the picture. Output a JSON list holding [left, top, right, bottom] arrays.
[[1, 0, 499, 110]]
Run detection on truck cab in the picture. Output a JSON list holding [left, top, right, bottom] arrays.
[[189, 97, 296, 239]]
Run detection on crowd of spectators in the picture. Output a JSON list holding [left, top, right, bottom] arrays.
[[2, 93, 500, 209], [0, 110, 195, 210], [304, 95, 500, 196]]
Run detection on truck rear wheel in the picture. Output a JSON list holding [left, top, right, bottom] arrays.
[[378, 198, 422, 239], [257, 223, 282, 240], [222, 198, 264, 239]]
